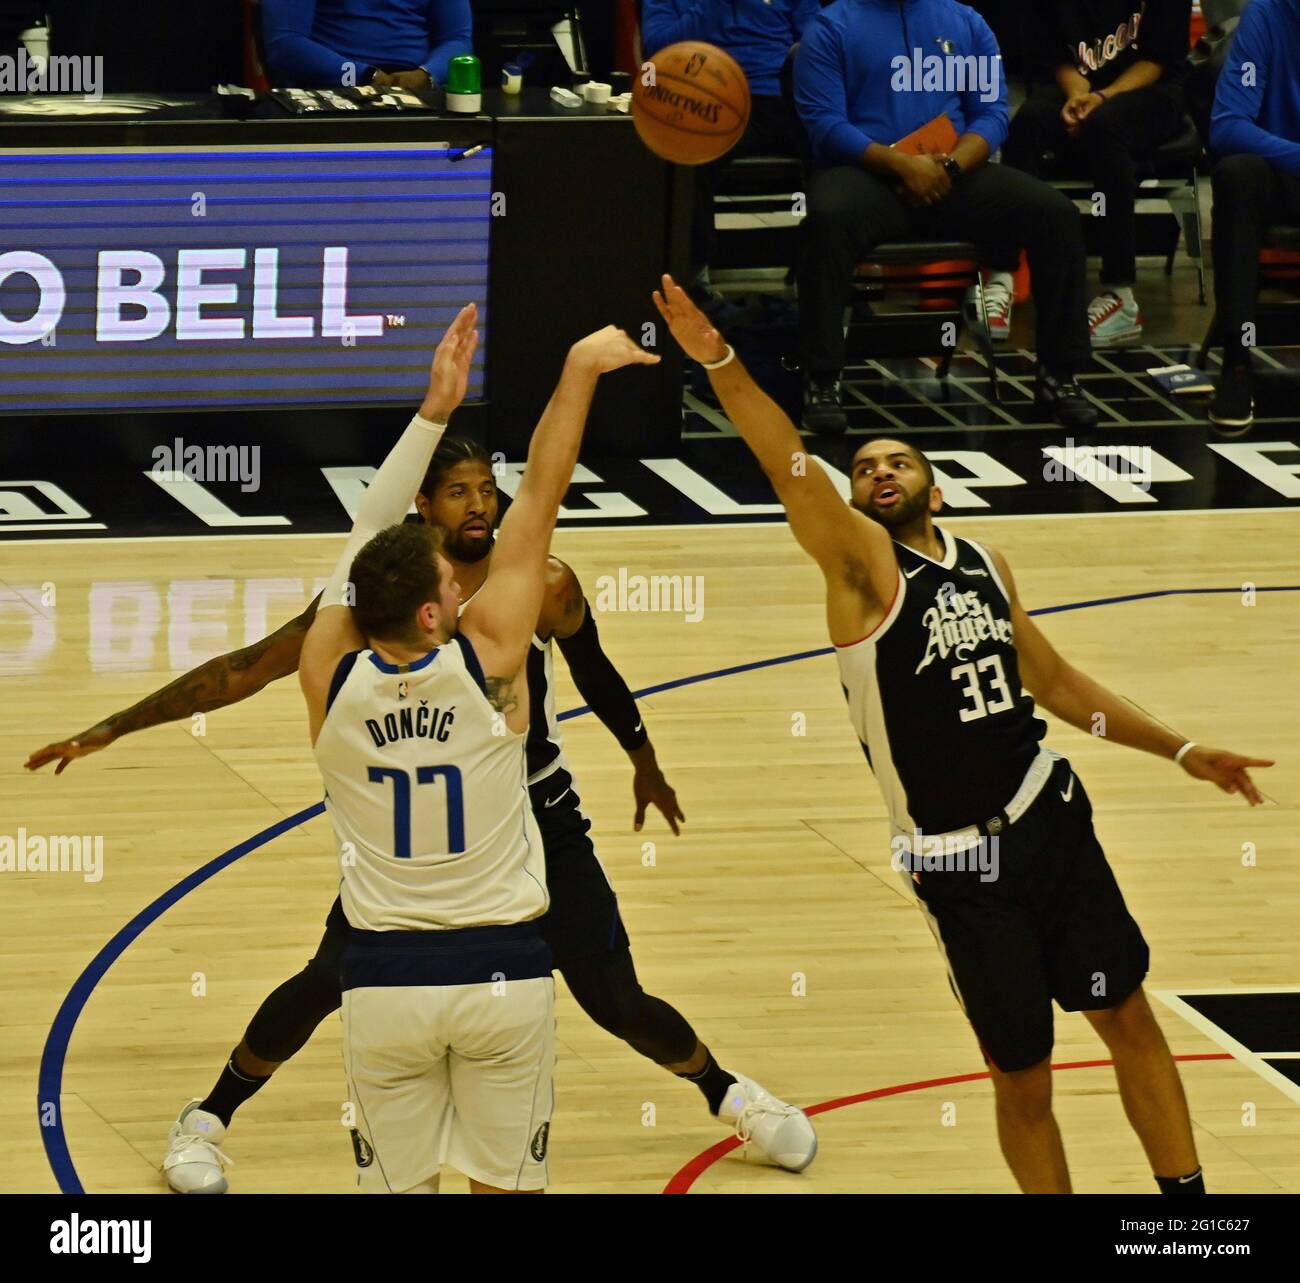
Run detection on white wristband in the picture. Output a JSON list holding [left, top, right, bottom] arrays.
[[700, 344, 736, 370], [1174, 741, 1197, 765]]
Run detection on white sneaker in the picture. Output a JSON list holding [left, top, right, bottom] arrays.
[[162, 1099, 232, 1194], [963, 276, 1014, 342], [1088, 290, 1142, 346], [717, 1072, 817, 1172]]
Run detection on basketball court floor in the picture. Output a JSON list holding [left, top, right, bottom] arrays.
[[3, 508, 1298, 1194]]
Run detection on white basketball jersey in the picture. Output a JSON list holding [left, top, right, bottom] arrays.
[[314, 633, 548, 932]]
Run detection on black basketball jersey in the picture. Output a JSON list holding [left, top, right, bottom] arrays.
[[836, 528, 1047, 834], [457, 583, 565, 789], [524, 633, 566, 785]]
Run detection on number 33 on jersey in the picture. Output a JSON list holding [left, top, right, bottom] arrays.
[[836, 531, 1048, 836]]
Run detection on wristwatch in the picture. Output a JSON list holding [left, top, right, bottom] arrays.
[[941, 156, 962, 180]]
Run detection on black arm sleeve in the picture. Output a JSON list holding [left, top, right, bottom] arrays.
[[555, 605, 649, 753]]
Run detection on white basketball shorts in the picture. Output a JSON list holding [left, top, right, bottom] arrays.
[[342, 976, 555, 1192]]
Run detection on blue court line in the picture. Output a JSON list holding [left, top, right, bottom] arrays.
[[37, 584, 1300, 1192], [559, 586, 1300, 720]]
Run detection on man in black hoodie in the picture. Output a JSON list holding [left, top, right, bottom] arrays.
[[1001, 3, 1192, 350]]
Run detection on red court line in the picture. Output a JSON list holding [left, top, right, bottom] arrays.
[[662, 1053, 1234, 1193]]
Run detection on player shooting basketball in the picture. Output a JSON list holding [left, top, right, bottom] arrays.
[[652, 272, 1274, 1195], [292, 308, 660, 1192], [26, 305, 817, 1192]]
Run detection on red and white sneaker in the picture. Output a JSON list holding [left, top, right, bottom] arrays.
[[963, 275, 1014, 342], [1088, 291, 1142, 346]]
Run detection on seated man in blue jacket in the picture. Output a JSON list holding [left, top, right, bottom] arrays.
[[795, 0, 1097, 431], [263, 0, 472, 91], [1206, 0, 1300, 432], [641, 0, 822, 307]]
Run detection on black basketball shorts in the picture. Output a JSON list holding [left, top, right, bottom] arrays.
[[528, 765, 630, 968], [908, 755, 1150, 1073]]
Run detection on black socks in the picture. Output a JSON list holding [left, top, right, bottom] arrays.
[[198, 1049, 272, 1128], [1157, 1168, 1206, 1196], [677, 1053, 736, 1116]]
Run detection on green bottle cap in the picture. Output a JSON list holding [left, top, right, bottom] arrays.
[[446, 55, 481, 96]]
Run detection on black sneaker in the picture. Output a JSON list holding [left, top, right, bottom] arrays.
[[802, 374, 846, 434], [1035, 369, 1099, 428], [1208, 366, 1254, 434]]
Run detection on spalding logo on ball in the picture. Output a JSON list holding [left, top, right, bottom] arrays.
[[633, 41, 752, 166]]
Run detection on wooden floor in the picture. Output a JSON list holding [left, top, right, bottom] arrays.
[[3, 511, 1298, 1194]]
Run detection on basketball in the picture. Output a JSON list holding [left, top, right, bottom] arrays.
[[632, 41, 751, 165]]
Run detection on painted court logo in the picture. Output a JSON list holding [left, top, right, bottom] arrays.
[[50, 1215, 151, 1263]]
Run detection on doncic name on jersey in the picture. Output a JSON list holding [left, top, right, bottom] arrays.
[[363, 695, 457, 749]]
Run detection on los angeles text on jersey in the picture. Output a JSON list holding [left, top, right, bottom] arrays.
[[50, 1214, 151, 1263], [916, 583, 1014, 675]]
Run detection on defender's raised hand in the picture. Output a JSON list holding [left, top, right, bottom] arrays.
[[421, 302, 480, 422], [568, 325, 661, 374], [1178, 745, 1275, 806], [652, 274, 729, 365]]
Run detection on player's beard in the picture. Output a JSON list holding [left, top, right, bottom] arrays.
[[855, 485, 928, 531], [444, 528, 495, 563]]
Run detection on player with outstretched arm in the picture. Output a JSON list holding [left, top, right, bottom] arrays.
[[652, 273, 1273, 1195]]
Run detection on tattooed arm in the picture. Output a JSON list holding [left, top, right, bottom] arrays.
[[24, 595, 320, 774], [483, 671, 523, 719]]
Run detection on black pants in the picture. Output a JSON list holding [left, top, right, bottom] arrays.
[[1002, 81, 1187, 286], [690, 93, 804, 277], [797, 162, 1091, 377], [1210, 152, 1300, 371]]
